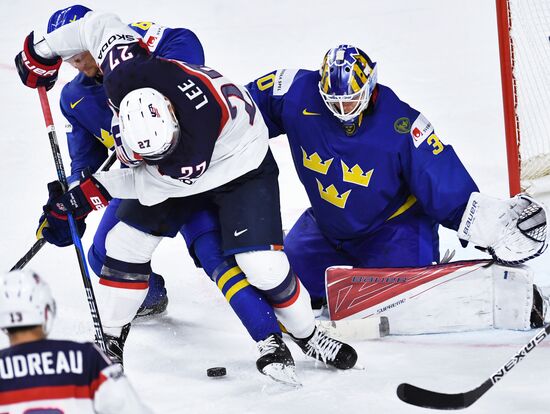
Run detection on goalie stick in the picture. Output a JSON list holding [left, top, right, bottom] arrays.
[[396, 323, 550, 410], [37, 86, 107, 352], [10, 151, 117, 272]]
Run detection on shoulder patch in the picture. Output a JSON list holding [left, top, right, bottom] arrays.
[[273, 69, 299, 96], [65, 122, 73, 133], [394, 117, 411, 134], [410, 113, 434, 148]]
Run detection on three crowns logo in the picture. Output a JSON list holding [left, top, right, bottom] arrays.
[[316, 179, 351, 209], [341, 161, 373, 187], [302, 147, 333, 175]]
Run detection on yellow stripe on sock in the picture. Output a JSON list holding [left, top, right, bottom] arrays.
[[225, 279, 251, 302], [216, 266, 242, 290]]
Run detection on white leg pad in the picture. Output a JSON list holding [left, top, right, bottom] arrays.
[[274, 279, 315, 339], [235, 250, 290, 290], [492, 264, 533, 330], [105, 222, 162, 263], [96, 283, 148, 330], [235, 250, 315, 338]]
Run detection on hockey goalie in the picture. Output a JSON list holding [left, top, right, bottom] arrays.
[[324, 193, 549, 335]]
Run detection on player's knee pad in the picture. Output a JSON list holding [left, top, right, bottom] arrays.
[[105, 222, 162, 263], [235, 251, 302, 308], [101, 222, 162, 288], [235, 250, 290, 291]]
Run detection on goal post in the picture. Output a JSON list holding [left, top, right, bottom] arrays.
[[496, 0, 550, 196]]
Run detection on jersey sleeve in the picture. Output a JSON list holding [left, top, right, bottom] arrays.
[[42, 11, 139, 65], [60, 91, 109, 184], [245, 69, 301, 138], [128, 21, 205, 65], [401, 112, 479, 230], [89, 345, 153, 414]]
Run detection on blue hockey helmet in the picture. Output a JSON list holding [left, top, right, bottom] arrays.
[[47, 4, 92, 33], [319, 45, 377, 124]]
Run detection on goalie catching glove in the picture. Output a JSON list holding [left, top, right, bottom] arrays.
[[458, 192, 548, 265], [45, 169, 112, 220]]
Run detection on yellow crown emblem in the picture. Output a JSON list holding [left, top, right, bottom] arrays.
[[316, 179, 351, 209], [302, 147, 333, 175], [341, 160, 373, 187]]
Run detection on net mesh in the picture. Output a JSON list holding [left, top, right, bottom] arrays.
[[508, 0, 550, 184]]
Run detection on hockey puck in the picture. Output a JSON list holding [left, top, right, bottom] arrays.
[[207, 367, 227, 377]]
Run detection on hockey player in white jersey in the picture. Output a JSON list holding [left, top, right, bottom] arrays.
[[14, 10, 358, 382], [0, 269, 152, 414]]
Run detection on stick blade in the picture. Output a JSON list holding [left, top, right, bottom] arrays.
[[396, 383, 469, 410]]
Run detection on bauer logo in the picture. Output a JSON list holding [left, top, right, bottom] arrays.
[[90, 196, 106, 210], [410, 113, 434, 147]]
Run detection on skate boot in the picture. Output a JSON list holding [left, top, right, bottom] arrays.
[[104, 323, 131, 366], [256, 334, 301, 387], [135, 273, 168, 319], [531, 285, 550, 328], [291, 326, 358, 370]]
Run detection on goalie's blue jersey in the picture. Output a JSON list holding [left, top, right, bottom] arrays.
[[246, 69, 478, 239], [59, 22, 204, 183]]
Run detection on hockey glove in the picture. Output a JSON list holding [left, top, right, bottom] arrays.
[[45, 169, 112, 220], [14, 32, 61, 91], [37, 211, 86, 247], [457, 192, 548, 265]]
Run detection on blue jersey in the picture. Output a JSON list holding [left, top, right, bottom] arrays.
[[246, 69, 479, 239], [60, 22, 204, 183], [0, 339, 109, 411]]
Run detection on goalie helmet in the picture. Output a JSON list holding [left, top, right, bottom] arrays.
[[47, 5, 92, 33], [118, 88, 180, 161], [0, 270, 56, 335], [319, 45, 377, 133]]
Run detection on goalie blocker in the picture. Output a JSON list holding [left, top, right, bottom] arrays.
[[325, 260, 549, 335]]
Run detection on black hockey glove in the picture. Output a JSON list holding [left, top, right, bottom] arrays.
[[15, 31, 61, 91], [45, 169, 112, 220]]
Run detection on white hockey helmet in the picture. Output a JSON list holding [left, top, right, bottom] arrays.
[[0, 270, 56, 335], [118, 88, 180, 161]]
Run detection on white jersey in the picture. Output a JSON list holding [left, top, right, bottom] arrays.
[[40, 12, 269, 206]]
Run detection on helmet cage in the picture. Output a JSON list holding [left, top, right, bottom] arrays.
[[319, 64, 377, 122]]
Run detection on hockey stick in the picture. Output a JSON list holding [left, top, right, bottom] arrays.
[[396, 323, 550, 410], [10, 239, 47, 271], [10, 151, 117, 272], [37, 86, 107, 352]]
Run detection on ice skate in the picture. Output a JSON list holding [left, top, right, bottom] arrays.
[[135, 273, 168, 319], [256, 334, 301, 387], [105, 323, 131, 366], [291, 326, 358, 369]]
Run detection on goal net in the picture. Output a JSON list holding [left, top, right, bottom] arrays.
[[496, 0, 550, 195]]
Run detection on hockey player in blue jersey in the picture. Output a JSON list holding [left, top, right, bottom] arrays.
[[245, 44, 546, 306], [0, 269, 152, 413], [29, 5, 291, 379]]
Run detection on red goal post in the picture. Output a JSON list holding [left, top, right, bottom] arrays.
[[496, 0, 550, 196]]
